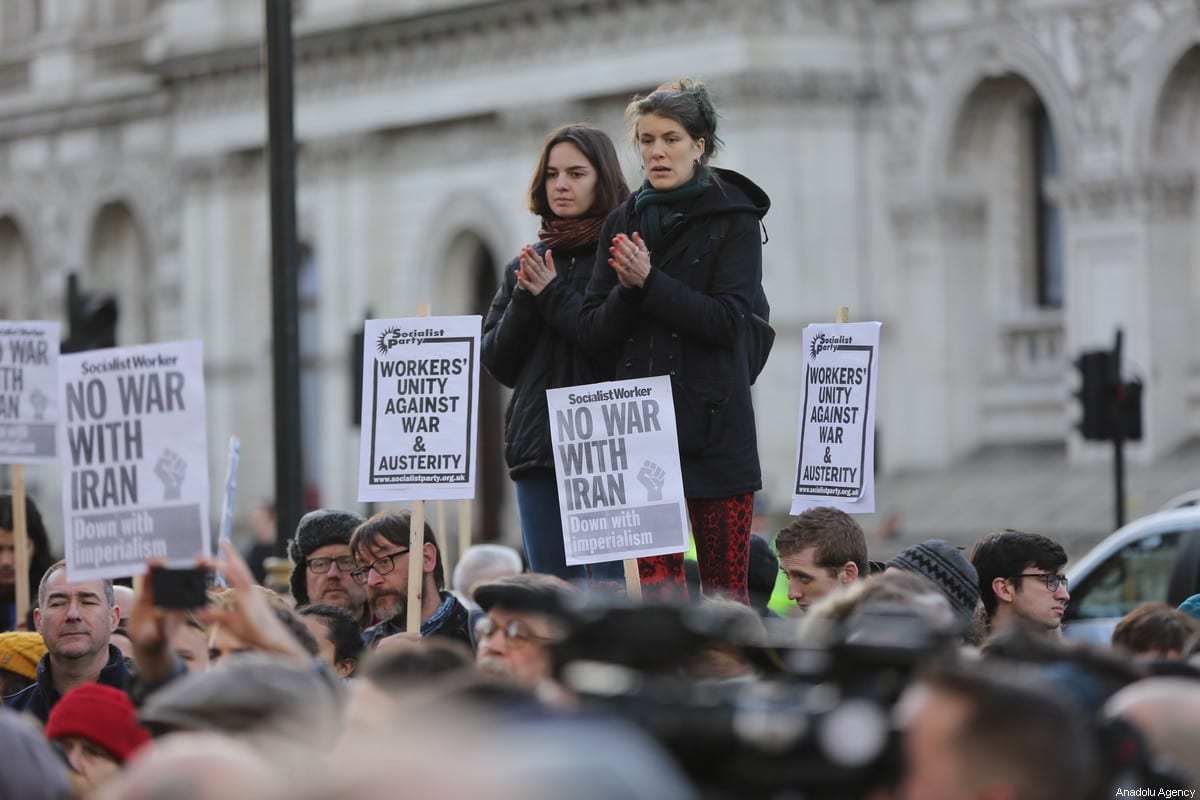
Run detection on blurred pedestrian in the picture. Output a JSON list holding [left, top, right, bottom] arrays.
[[0, 494, 56, 632]]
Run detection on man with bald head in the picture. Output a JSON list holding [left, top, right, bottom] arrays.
[[1104, 677, 1200, 786], [3, 561, 125, 722]]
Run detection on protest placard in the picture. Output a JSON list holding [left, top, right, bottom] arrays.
[[791, 321, 882, 515], [58, 341, 211, 581], [548, 376, 690, 565], [358, 316, 481, 501], [0, 321, 60, 464]]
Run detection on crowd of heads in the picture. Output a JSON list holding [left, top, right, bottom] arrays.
[[0, 490, 1194, 799]]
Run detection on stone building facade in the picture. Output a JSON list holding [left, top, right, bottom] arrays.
[[2, 0, 1199, 543]]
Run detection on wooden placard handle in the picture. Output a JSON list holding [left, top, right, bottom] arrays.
[[622, 558, 642, 601], [12, 466, 30, 627]]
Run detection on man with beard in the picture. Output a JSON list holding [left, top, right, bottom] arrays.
[[3, 561, 124, 721], [350, 511, 472, 650], [473, 573, 576, 689], [287, 509, 370, 629], [0, 495, 56, 632]]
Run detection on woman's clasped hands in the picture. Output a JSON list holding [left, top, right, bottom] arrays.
[[608, 232, 651, 289]]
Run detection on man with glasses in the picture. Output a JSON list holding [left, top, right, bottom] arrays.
[[971, 529, 1070, 638], [473, 573, 577, 689], [349, 511, 472, 650], [287, 509, 369, 629]]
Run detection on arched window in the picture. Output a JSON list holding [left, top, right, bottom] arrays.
[[0, 217, 32, 320], [88, 201, 150, 346], [1031, 101, 1063, 308]]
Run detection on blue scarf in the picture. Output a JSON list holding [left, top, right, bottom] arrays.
[[633, 167, 711, 251]]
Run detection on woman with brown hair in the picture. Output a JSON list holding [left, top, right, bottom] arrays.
[[482, 124, 629, 582], [580, 80, 771, 602]]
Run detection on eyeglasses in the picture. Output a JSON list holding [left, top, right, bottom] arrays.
[[307, 556, 356, 574], [349, 549, 410, 585], [1014, 572, 1069, 592], [474, 616, 552, 644]]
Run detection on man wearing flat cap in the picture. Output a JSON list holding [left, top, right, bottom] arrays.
[[288, 510, 370, 629], [473, 573, 577, 689]]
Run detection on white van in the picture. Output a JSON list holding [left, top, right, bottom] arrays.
[[1062, 506, 1200, 644]]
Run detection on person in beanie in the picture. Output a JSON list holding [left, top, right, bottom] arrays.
[[288, 509, 369, 629], [45, 683, 151, 791], [887, 539, 981, 642], [0, 629, 47, 695], [0, 707, 72, 800]]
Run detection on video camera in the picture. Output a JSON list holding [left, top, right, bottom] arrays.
[[550, 601, 958, 800]]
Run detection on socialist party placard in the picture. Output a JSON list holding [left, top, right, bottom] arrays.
[[548, 376, 690, 565], [58, 341, 211, 581], [0, 321, 60, 464], [791, 322, 882, 515], [358, 316, 481, 501]]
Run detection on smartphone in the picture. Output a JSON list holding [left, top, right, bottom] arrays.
[[149, 566, 211, 609]]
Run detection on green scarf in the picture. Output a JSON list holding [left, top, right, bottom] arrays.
[[633, 167, 711, 251]]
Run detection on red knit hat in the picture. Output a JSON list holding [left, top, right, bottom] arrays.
[[44, 683, 151, 763]]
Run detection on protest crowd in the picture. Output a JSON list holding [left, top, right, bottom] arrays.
[[3, 79, 1200, 799]]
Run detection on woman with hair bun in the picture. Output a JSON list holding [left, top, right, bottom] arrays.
[[580, 79, 770, 603]]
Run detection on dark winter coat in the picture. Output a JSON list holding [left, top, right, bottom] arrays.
[[579, 168, 770, 498], [481, 240, 615, 478], [3, 645, 129, 723]]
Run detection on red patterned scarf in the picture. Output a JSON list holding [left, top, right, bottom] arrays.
[[538, 215, 605, 251]]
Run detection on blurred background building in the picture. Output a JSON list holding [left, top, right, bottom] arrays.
[[1, 0, 1199, 555]]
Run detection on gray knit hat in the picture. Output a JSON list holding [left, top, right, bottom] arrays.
[[887, 539, 980, 628], [287, 509, 365, 604]]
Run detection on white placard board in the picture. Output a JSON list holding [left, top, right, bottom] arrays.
[[358, 316, 481, 501], [548, 376, 690, 565], [790, 322, 882, 515], [0, 321, 60, 464], [58, 341, 211, 581]]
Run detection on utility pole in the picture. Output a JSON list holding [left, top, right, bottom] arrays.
[[264, 0, 302, 554]]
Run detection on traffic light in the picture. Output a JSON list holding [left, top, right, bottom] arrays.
[[1117, 378, 1143, 442], [1074, 350, 1115, 441], [62, 274, 119, 353]]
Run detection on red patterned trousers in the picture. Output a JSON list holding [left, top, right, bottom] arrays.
[[637, 492, 754, 604]]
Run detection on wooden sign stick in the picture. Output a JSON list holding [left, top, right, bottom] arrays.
[[457, 499, 470, 570], [622, 558, 643, 602], [12, 465, 30, 627], [435, 499, 449, 578], [406, 301, 434, 635], [836, 306, 849, 324]]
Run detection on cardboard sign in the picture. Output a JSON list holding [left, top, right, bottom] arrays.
[[358, 316, 481, 501], [548, 376, 690, 565], [791, 322, 881, 515], [58, 341, 211, 581], [0, 321, 60, 464]]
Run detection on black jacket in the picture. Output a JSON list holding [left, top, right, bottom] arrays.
[[579, 168, 770, 498], [3, 645, 129, 723], [481, 240, 614, 477]]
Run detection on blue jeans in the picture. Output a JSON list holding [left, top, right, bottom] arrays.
[[515, 469, 623, 583]]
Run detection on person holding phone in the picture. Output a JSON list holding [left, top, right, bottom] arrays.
[[580, 79, 770, 603], [482, 124, 629, 582]]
